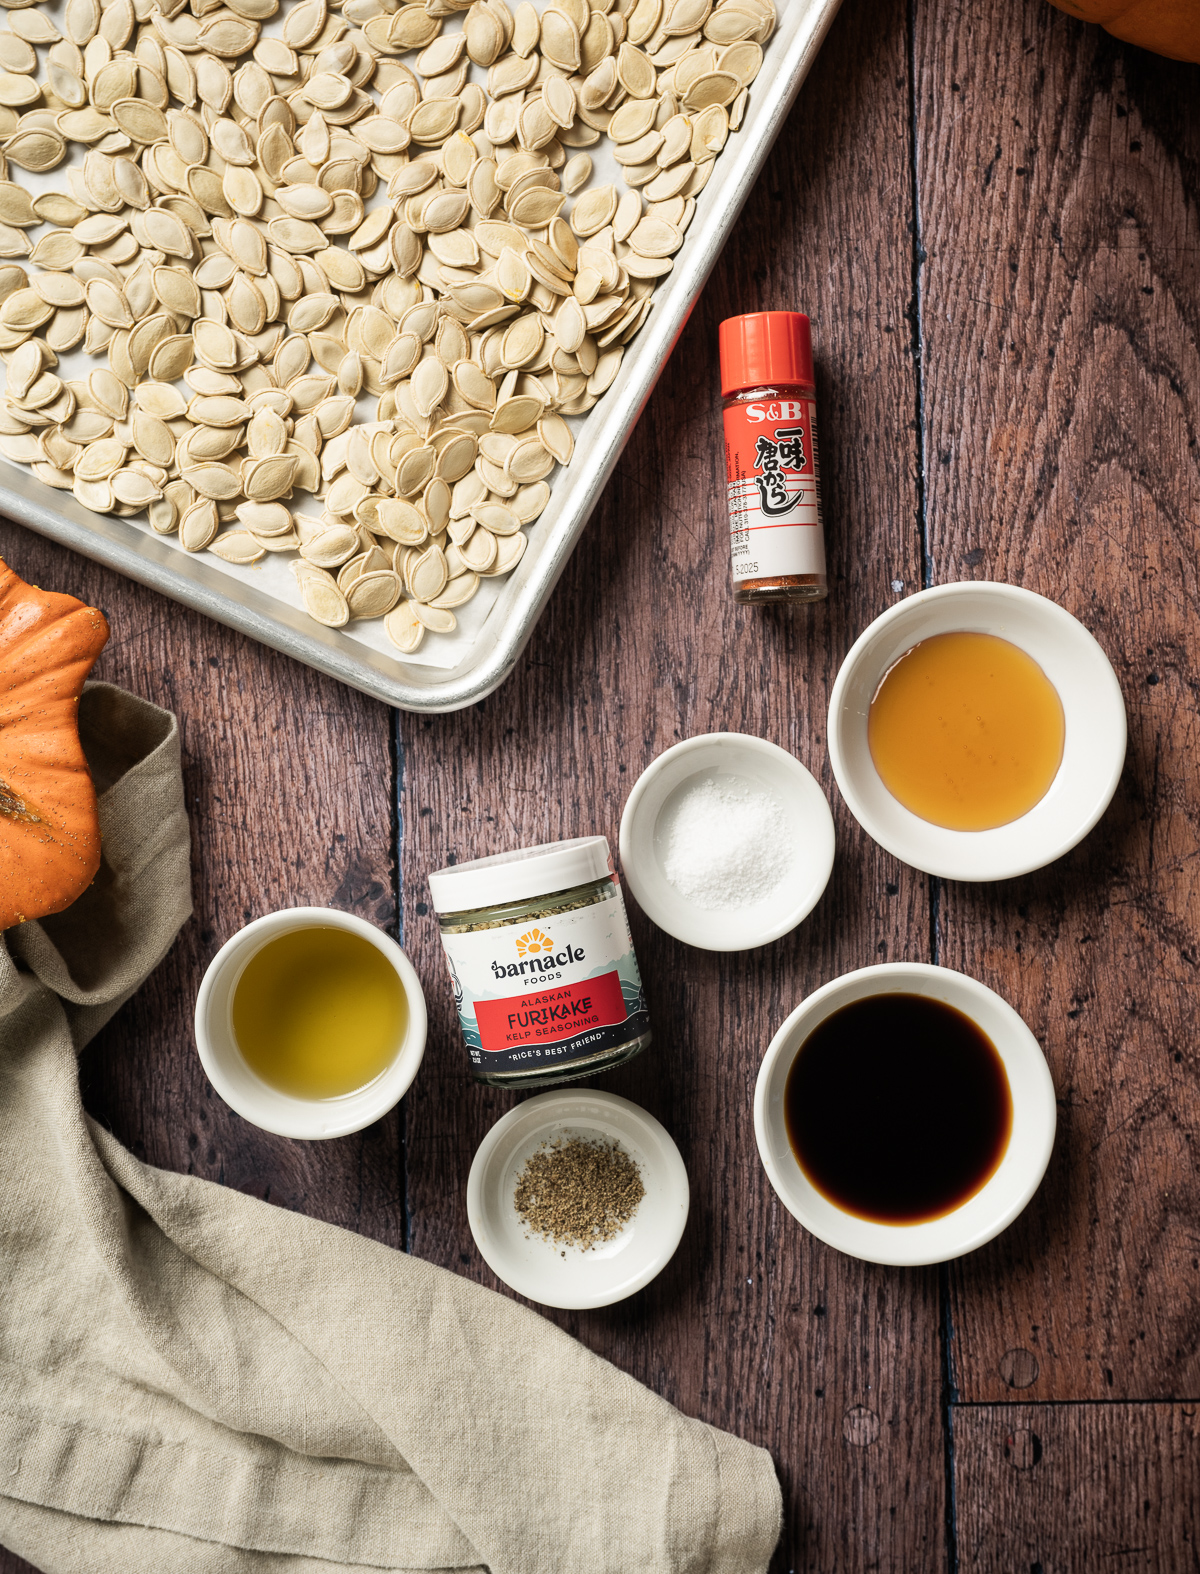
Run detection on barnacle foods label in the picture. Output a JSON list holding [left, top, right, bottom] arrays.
[[439, 889, 649, 1074], [723, 396, 826, 583]]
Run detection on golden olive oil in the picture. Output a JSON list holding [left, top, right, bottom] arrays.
[[231, 927, 407, 1100], [868, 631, 1065, 832]]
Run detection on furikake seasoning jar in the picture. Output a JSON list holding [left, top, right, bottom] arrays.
[[429, 837, 652, 1088]]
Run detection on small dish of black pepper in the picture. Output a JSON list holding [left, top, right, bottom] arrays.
[[514, 1136, 646, 1255], [466, 1090, 690, 1310]]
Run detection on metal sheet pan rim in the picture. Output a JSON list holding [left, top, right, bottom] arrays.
[[0, 0, 841, 714]]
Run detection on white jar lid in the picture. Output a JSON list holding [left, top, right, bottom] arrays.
[[428, 835, 614, 915]]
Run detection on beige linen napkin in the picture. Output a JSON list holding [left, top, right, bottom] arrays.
[[0, 682, 781, 1574]]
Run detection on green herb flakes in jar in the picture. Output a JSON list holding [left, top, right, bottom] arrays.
[[429, 837, 652, 1088]]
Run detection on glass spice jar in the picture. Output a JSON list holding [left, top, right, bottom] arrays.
[[429, 837, 652, 1089], [719, 310, 828, 605]]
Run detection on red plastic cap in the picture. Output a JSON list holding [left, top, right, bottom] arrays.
[[719, 311, 814, 395]]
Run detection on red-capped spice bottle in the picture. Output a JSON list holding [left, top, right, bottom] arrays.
[[719, 311, 828, 604]]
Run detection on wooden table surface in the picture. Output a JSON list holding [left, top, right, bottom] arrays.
[[3, 0, 1198, 1568]]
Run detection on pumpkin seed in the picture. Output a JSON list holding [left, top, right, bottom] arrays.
[[562, 153, 593, 194], [10, 12, 61, 46], [718, 40, 763, 87], [538, 413, 574, 465], [509, 185, 565, 228], [346, 568, 401, 619], [705, 6, 759, 43], [411, 601, 456, 634], [471, 502, 523, 538], [376, 497, 427, 546], [437, 433, 478, 482], [131, 410, 175, 467], [628, 216, 683, 258], [411, 356, 449, 419], [407, 543, 449, 602], [193, 318, 239, 370], [5, 128, 66, 172], [384, 599, 424, 653], [506, 438, 555, 484], [616, 41, 656, 97], [110, 96, 166, 143], [148, 335, 194, 381], [457, 526, 498, 573], [183, 461, 241, 500], [293, 561, 350, 626], [644, 161, 695, 201], [61, 0, 100, 49], [409, 96, 460, 146], [180, 498, 220, 551], [243, 452, 298, 500], [148, 495, 179, 535], [683, 69, 739, 110], [431, 572, 480, 610], [513, 481, 551, 523], [569, 183, 618, 237], [209, 529, 264, 564], [236, 500, 292, 536], [621, 249, 674, 280], [300, 523, 359, 568], [480, 530, 528, 576]]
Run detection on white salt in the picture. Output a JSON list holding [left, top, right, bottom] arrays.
[[660, 774, 795, 910]]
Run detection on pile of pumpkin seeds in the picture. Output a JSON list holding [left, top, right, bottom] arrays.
[[0, 0, 775, 654]]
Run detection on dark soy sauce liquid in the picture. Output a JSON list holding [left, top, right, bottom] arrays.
[[784, 994, 1013, 1224]]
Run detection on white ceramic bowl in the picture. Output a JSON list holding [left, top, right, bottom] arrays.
[[827, 582, 1126, 881], [194, 906, 427, 1139], [618, 732, 836, 951], [467, 1089, 689, 1309], [754, 962, 1056, 1266]]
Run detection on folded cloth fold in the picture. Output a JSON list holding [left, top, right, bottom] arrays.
[[0, 682, 781, 1574]]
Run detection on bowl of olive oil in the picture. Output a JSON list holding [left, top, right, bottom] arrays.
[[195, 908, 427, 1139]]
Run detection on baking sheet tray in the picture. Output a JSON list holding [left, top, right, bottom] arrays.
[[0, 0, 841, 712]]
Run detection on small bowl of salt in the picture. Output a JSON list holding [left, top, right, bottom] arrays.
[[619, 732, 835, 951]]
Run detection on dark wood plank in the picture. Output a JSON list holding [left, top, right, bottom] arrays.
[[399, 4, 944, 1570], [914, 0, 1200, 1402], [953, 1402, 1200, 1571], [0, 522, 399, 1245]]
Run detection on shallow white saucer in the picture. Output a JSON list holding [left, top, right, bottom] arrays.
[[466, 1089, 689, 1310], [827, 582, 1126, 882], [618, 732, 836, 951]]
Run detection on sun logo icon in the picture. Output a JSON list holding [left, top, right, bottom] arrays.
[[516, 927, 554, 957]]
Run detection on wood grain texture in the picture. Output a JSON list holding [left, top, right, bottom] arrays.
[[953, 1402, 1200, 1572], [398, 4, 945, 1570], [0, 521, 399, 1243], [3, 2, 1199, 1572], [914, 0, 1200, 1403]]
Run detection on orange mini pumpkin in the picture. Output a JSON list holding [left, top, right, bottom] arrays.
[[1047, 0, 1200, 62], [0, 556, 109, 930]]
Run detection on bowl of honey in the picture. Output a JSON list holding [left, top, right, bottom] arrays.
[[195, 907, 427, 1139], [753, 962, 1056, 1266], [827, 582, 1126, 881]]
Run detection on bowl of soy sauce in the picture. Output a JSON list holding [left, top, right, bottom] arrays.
[[753, 963, 1056, 1266]]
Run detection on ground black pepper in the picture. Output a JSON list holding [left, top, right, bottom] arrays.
[[513, 1136, 645, 1252]]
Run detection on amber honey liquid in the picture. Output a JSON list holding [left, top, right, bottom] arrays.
[[785, 994, 1013, 1224], [231, 927, 407, 1100], [868, 631, 1065, 831]]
